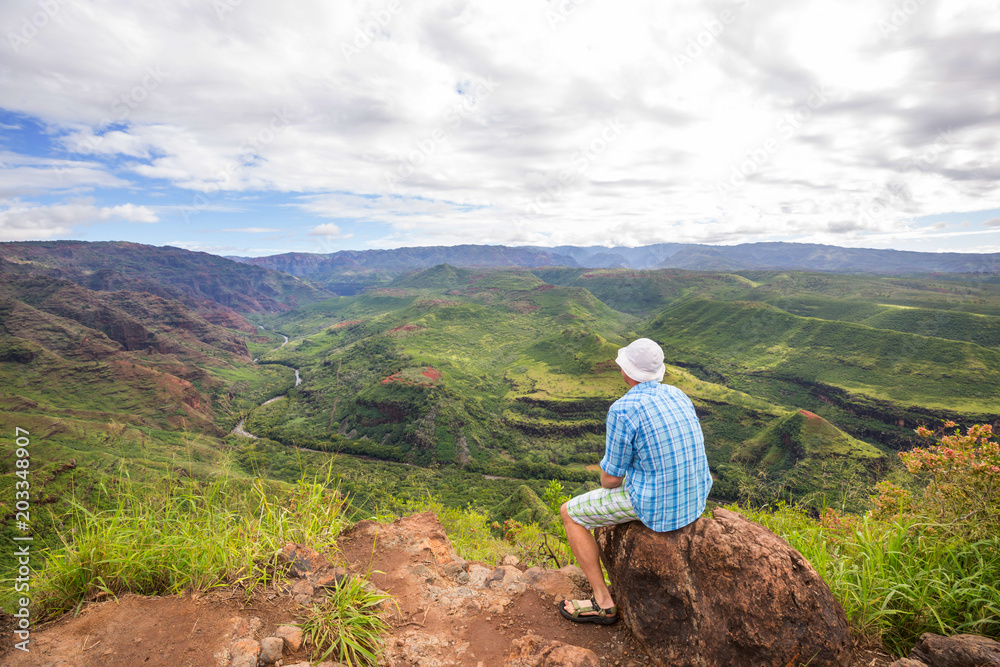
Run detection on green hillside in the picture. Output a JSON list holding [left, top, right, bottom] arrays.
[[5, 258, 998, 576], [730, 410, 887, 507], [534, 267, 756, 314], [768, 296, 1000, 348], [0, 270, 566, 590], [3, 250, 998, 661], [645, 298, 1000, 446], [240, 266, 896, 512], [251, 269, 635, 476]]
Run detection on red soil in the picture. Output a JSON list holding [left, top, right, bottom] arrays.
[[2, 589, 305, 667], [381, 367, 440, 386]]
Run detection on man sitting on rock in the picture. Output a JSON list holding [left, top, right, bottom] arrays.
[[559, 337, 713, 625]]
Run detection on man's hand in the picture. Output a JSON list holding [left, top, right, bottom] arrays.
[[600, 469, 624, 489]]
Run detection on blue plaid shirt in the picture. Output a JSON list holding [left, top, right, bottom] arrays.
[[600, 381, 712, 532]]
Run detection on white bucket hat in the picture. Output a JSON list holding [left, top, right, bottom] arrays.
[[615, 338, 665, 383]]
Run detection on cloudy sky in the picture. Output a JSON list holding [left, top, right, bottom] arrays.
[[1, 0, 998, 257]]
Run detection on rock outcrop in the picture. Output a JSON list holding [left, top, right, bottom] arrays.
[[596, 508, 853, 667], [339, 512, 613, 667], [503, 632, 600, 666], [890, 632, 1000, 666]]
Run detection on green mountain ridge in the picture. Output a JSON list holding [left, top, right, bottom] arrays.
[[232, 241, 1000, 275]]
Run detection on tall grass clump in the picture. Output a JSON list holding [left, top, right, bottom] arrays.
[[741, 503, 1000, 655], [738, 422, 1000, 656], [29, 465, 348, 620], [298, 576, 393, 667]]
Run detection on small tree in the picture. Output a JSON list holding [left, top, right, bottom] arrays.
[[871, 422, 999, 539]]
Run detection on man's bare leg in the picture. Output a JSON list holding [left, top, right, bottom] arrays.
[[560, 502, 615, 615]]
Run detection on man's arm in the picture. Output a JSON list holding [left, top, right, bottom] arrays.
[[601, 404, 633, 490], [601, 469, 625, 489]]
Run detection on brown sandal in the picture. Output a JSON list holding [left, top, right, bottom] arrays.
[[558, 597, 619, 625]]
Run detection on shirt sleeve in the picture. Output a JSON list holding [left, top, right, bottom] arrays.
[[601, 404, 635, 478]]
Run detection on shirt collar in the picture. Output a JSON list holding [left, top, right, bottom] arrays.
[[627, 380, 661, 393]]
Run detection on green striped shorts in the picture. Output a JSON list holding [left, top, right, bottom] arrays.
[[565, 486, 640, 529]]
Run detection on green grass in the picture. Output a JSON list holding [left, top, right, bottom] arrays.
[[769, 296, 1000, 348], [729, 411, 887, 510], [298, 576, 394, 667], [739, 503, 1000, 655], [27, 467, 349, 620]]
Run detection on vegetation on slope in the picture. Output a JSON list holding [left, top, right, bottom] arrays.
[[730, 410, 887, 510], [4, 254, 999, 660], [646, 298, 1000, 442], [745, 422, 1000, 654], [0, 240, 332, 314]]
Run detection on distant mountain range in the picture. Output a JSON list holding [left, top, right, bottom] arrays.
[[231, 242, 1000, 275], [0, 240, 332, 314], [2, 240, 997, 321]]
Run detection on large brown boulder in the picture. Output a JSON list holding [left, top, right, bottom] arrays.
[[596, 508, 853, 667]]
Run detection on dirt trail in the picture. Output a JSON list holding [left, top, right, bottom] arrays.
[[2, 589, 306, 667], [1, 511, 895, 667], [338, 512, 645, 667]]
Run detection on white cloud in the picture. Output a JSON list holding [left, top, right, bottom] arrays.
[[0, 152, 130, 197], [0, 0, 998, 249], [220, 227, 282, 233], [62, 129, 154, 158], [309, 223, 348, 238], [0, 200, 159, 241]]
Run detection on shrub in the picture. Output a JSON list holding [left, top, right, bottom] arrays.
[[871, 422, 999, 539]]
